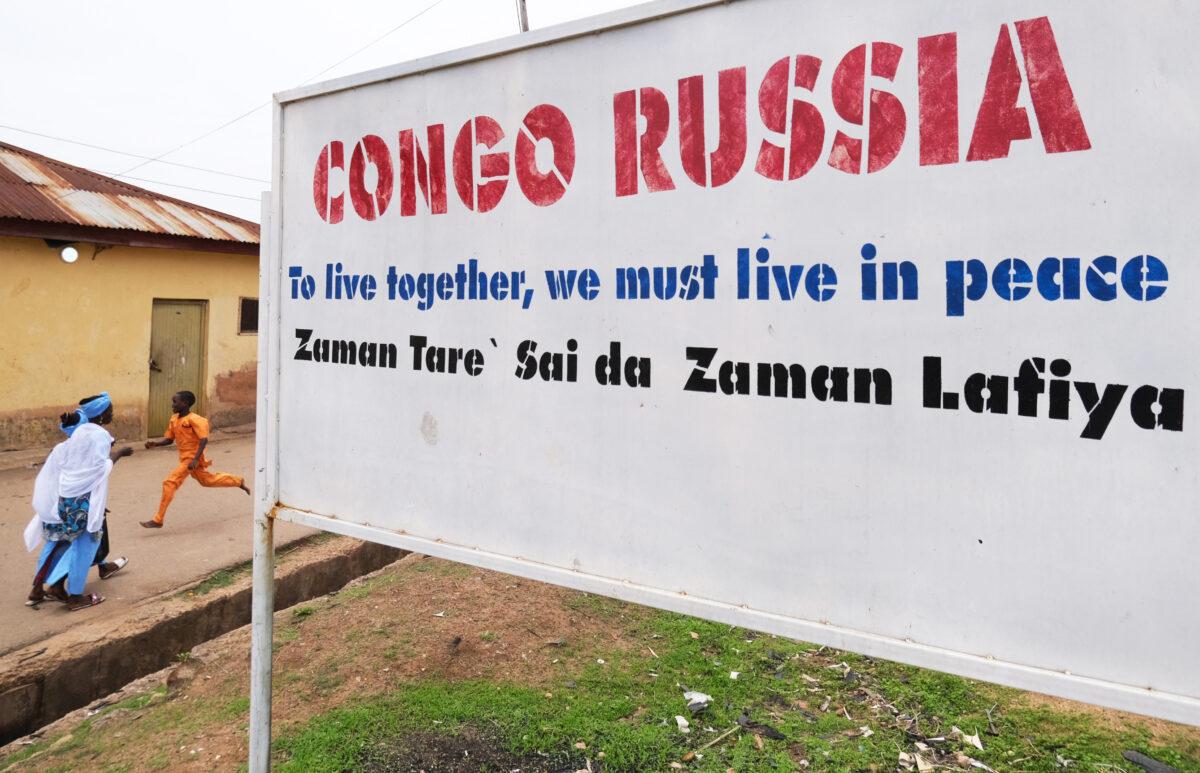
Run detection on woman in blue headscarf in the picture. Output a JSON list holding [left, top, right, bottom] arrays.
[[23, 393, 134, 611]]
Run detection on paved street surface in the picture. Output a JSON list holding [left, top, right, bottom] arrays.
[[0, 432, 314, 655]]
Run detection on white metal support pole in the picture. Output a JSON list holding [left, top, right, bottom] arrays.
[[515, 0, 529, 32], [248, 497, 275, 771], [249, 187, 281, 773]]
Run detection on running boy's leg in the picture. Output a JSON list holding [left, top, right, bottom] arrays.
[[191, 468, 250, 494], [143, 463, 190, 527]]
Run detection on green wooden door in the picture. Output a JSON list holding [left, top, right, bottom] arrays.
[[148, 300, 207, 437]]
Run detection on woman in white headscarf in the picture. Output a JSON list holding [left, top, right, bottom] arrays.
[[24, 393, 133, 611]]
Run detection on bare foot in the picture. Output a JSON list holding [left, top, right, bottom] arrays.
[[139, 520, 163, 529], [239, 482, 251, 495]]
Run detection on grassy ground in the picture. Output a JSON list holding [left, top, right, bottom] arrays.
[[275, 604, 1198, 772], [3, 555, 1197, 772]]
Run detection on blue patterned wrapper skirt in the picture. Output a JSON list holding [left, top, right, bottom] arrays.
[[32, 494, 106, 596]]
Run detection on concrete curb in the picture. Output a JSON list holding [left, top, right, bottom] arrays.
[[0, 534, 404, 744]]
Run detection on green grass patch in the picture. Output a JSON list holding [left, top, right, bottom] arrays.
[[564, 591, 628, 619], [185, 563, 249, 597], [277, 625, 301, 643], [409, 558, 472, 578], [0, 688, 255, 772], [382, 642, 417, 661], [310, 671, 346, 697], [332, 571, 402, 604], [0, 737, 53, 769], [274, 681, 680, 772], [222, 696, 252, 721], [101, 686, 169, 716]]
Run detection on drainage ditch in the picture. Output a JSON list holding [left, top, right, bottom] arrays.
[[0, 537, 404, 744]]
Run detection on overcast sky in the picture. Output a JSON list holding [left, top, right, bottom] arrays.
[[0, 0, 643, 222]]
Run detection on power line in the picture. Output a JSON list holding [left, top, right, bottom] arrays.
[[298, 0, 450, 86], [101, 103, 272, 185], [0, 123, 269, 183], [97, 0, 453, 186], [44, 0, 453, 207], [109, 173, 263, 202]]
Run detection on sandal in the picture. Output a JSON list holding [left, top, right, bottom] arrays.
[[99, 557, 128, 580], [25, 588, 45, 607], [67, 593, 105, 612]]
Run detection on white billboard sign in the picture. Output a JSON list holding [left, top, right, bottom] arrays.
[[264, 0, 1200, 725]]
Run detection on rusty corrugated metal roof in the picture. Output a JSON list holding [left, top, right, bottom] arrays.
[[0, 141, 258, 244]]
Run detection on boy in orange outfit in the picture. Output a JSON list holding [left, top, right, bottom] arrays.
[[140, 391, 249, 529]]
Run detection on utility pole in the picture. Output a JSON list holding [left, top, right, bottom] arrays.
[[515, 0, 529, 32]]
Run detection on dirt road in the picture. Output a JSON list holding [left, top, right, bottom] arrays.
[[0, 432, 313, 655]]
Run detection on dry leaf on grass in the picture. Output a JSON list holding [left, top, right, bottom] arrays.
[[952, 725, 985, 751]]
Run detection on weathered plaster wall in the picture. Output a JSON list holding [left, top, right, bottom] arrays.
[[209, 362, 257, 428], [0, 236, 259, 449]]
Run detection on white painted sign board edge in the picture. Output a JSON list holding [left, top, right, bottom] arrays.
[[257, 0, 1200, 728]]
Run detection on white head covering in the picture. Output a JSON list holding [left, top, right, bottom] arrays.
[[23, 422, 114, 552]]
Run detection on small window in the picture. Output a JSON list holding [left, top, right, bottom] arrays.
[[239, 297, 259, 335]]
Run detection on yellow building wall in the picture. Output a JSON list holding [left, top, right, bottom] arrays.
[[0, 236, 259, 450]]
